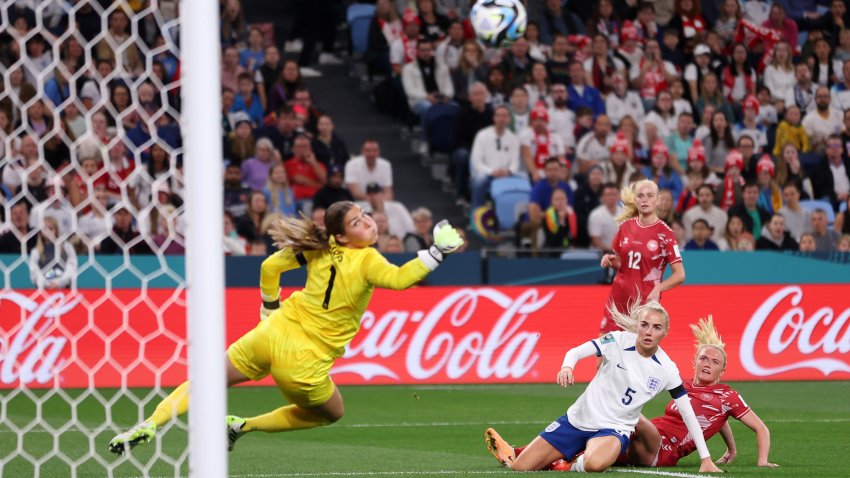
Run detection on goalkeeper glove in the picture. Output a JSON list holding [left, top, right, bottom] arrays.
[[260, 293, 280, 321], [419, 220, 464, 269]]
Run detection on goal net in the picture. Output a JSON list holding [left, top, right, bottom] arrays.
[[0, 1, 212, 476]]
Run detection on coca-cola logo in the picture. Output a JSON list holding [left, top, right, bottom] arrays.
[[336, 288, 554, 381], [0, 291, 78, 385], [740, 286, 850, 377]]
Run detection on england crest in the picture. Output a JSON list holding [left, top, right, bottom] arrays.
[[647, 376, 661, 392]]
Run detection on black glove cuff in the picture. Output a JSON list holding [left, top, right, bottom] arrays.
[[262, 299, 280, 310]]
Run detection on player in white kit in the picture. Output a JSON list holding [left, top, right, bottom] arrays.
[[485, 301, 722, 473]]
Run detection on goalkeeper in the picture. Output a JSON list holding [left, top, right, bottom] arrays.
[[109, 201, 464, 455]]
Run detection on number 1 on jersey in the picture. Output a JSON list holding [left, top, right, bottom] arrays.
[[627, 251, 641, 270]]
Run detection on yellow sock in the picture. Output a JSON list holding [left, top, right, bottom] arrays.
[[147, 382, 190, 427], [243, 405, 330, 433]]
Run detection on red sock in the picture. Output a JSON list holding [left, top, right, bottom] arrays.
[[513, 446, 525, 456]]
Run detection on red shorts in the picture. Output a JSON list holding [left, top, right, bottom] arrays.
[[652, 425, 686, 467]]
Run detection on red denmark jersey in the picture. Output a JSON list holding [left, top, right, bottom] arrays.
[[609, 218, 681, 309], [653, 381, 750, 461]]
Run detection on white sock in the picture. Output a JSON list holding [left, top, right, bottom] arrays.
[[570, 454, 586, 472]]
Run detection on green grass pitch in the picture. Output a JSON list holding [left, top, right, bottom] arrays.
[[2, 381, 848, 477]]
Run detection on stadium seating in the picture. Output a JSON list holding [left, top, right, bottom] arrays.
[[425, 102, 460, 155], [347, 3, 376, 58], [490, 177, 531, 231]]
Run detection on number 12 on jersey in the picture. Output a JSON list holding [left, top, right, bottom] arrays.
[[627, 251, 641, 270]]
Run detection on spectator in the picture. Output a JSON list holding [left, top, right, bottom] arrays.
[[220, 0, 247, 46], [29, 216, 76, 289], [603, 138, 639, 190], [703, 110, 736, 174], [525, 63, 552, 108], [737, 232, 756, 251], [547, 83, 576, 153], [381, 234, 405, 253], [588, 182, 621, 251], [838, 234, 850, 251], [485, 67, 508, 106], [435, 21, 464, 70], [684, 219, 720, 250], [642, 141, 683, 201], [284, 135, 327, 202], [220, 46, 246, 93], [390, 10, 422, 75], [499, 37, 535, 90], [262, 164, 297, 217], [100, 205, 152, 255], [803, 86, 843, 155], [361, 183, 414, 238], [151, 205, 185, 255], [779, 182, 813, 241], [576, 114, 616, 174], [94, 9, 142, 75], [231, 72, 263, 126], [763, 41, 796, 108], [684, 44, 714, 104], [266, 60, 303, 115], [573, 165, 604, 247], [416, 0, 450, 42], [541, 188, 577, 251], [257, 106, 298, 160], [402, 39, 454, 146], [722, 214, 746, 251], [683, 184, 729, 241], [835, 196, 850, 234], [545, 34, 572, 86], [223, 210, 248, 256], [224, 112, 256, 166], [728, 182, 772, 239], [403, 207, 433, 252], [793, 63, 818, 114], [345, 140, 394, 201], [696, 73, 734, 125], [734, 96, 767, 153], [236, 190, 276, 243], [814, 207, 842, 252], [525, 157, 573, 239], [312, 164, 354, 211], [798, 232, 818, 252], [311, 115, 350, 170], [668, 112, 695, 172], [805, 2, 849, 52], [715, 0, 742, 44], [605, 72, 644, 128], [241, 137, 281, 191], [520, 106, 567, 181], [247, 239, 267, 256], [365, 0, 402, 78], [254, 46, 282, 112], [718, 150, 746, 210], [756, 214, 799, 251], [773, 106, 810, 157], [566, 61, 605, 118], [583, 34, 625, 96], [3, 135, 38, 193], [291, 88, 322, 136], [813, 134, 850, 210], [469, 106, 523, 209], [537, 0, 587, 45], [524, 21, 550, 63], [75, 188, 112, 247], [656, 189, 676, 225], [507, 87, 531, 133], [224, 163, 251, 218], [755, 156, 782, 214], [721, 43, 757, 106], [451, 82, 493, 201], [617, 21, 643, 69], [0, 201, 37, 254], [667, 0, 706, 47], [239, 27, 265, 71], [450, 40, 487, 104]]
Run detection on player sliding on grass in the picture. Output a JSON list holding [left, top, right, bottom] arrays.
[[108, 201, 463, 455], [484, 301, 722, 473], [623, 316, 778, 469]]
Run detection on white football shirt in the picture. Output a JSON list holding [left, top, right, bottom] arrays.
[[566, 331, 682, 433]]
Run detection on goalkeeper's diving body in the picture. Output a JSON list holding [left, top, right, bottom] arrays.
[[108, 201, 464, 455]]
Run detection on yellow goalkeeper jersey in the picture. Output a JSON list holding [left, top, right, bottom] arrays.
[[260, 239, 430, 357]]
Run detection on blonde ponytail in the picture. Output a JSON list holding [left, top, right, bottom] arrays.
[[268, 215, 330, 253], [615, 179, 659, 224], [606, 297, 670, 333], [690, 316, 727, 366]]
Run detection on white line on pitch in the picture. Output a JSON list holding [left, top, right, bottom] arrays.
[[619, 469, 720, 478]]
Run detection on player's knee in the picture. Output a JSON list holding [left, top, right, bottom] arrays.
[[508, 460, 536, 472], [326, 408, 344, 423], [583, 455, 612, 473]]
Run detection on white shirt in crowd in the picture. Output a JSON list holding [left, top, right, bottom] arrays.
[[802, 108, 843, 147], [831, 162, 850, 197], [470, 126, 521, 179], [30, 201, 75, 236], [576, 132, 616, 166], [606, 91, 645, 127], [588, 204, 620, 251], [345, 155, 394, 190], [682, 204, 728, 242], [519, 128, 567, 159], [548, 107, 577, 149], [358, 200, 415, 238], [435, 41, 462, 70], [763, 65, 796, 107], [77, 211, 114, 245], [642, 111, 677, 141], [778, 206, 813, 241]]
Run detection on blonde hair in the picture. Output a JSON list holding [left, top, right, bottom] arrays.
[[35, 217, 66, 265], [265, 164, 292, 213], [606, 298, 670, 334], [615, 179, 659, 223], [267, 201, 354, 253], [690, 316, 727, 367]]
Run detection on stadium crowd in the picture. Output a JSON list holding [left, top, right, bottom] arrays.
[[2, 0, 850, 290]]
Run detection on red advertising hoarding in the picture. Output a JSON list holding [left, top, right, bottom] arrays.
[[1, 285, 848, 389]]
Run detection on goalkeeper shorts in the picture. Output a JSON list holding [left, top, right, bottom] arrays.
[[227, 314, 336, 408]]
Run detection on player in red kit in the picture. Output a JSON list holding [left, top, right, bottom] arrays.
[[599, 180, 685, 334], [625, 317, 778, 468]]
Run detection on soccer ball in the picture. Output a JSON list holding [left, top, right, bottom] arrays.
[[470, 0, 527, 49]]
